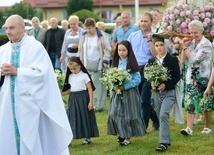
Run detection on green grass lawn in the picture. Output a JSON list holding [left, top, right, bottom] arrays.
[[65, 96, 214, 155]]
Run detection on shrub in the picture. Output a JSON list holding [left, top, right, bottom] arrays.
[[0, 34, 9, 46], [71, 9, 100, 23]]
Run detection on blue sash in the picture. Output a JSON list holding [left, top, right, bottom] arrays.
[[10, 45, 21, 155]]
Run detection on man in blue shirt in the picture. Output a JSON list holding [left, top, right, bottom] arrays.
[[128, 12, 159, 131], [112, 12, 139, 50]]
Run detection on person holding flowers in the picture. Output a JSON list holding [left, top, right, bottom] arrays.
[[61, 56, 99, 145], [146, 34, 180, 152], [180, 20, 214, 136], [107, 40, 146, 146]]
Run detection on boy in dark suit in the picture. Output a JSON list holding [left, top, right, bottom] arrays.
[[147, 34, 180, 152]]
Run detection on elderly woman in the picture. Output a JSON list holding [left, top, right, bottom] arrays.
[[60, 15, 85, 71], [180, 20, 213, 135], [77, 18, 111, 111], [61, 19, 69, 31]]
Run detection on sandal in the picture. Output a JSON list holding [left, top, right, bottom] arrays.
[[201, 128, 212, 134], [155, 144, 168, 152], [120, 140, 130, 146], [82, 139, 91, 144]]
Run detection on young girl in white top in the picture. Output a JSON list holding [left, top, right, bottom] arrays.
[[62, 56, 99, 144]]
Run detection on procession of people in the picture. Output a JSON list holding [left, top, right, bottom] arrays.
[[0, 0, 214, 154]]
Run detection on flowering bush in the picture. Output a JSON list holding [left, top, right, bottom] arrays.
[[144, 63, 171, 91], [162, 1, 214, 36], [55, 69, 65, 90], [100, 67, 131, 95]]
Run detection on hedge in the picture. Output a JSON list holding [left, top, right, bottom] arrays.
[[0, 34, 9, 46]]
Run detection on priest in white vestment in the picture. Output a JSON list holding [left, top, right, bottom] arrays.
[[0, 15, 73, 155]]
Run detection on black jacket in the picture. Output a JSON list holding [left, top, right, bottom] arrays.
[[43, 27, 65, 58], [148, 53, 180, 90]]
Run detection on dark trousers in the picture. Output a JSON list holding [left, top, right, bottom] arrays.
[[139, 71, 159, 129], [49, 52, 61, 70]]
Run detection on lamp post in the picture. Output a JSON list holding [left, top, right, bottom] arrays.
[[135, 0, 139, 23]]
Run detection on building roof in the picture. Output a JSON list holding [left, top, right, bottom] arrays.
[[24, 0, 167, 8], [0, 6, 10, 11], [24, 0, 67, 8], [93, 0, 168, 6]]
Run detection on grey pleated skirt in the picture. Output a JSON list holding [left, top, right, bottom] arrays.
[[107, 87, 146, 138], [67, 90, 99, 139]]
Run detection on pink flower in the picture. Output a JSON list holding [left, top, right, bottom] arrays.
[[170, 21, 174, 25], [169, 7, 174, 13], [186, 10, 191, 16], [174, 9, 180, 15], [194, 16, 199, 20], [182, 28, 189, 34], [180, 11, 185, 17], [167, 26, 172, 31], [210, 30, 214, 36], [205, 5, 211, 11], [205, 12, 211, 18], [200, 13, 205, 19], [164, 14, 169, 20], [182, 4, 188, 9], [169, 14, 175, 20], [204, 18, 211, 23], [193, 10, 199, 16], [176, 19, 181, 24], [185, 18, 191, 23], [200, 7, 205, 12], [181, 22, 187, 28], [176, 27, 182, 33], [163, 22, 168, 28], [212, 19, 214, 24], [177, 3, 183, 7], [203, 22, 208, 27]]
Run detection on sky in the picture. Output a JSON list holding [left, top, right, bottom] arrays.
[[0, 0, 21, 7]]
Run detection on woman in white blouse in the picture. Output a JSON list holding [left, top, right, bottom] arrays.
[[60, 15, 85, 71], [180, 20, 213, 135], [77, 18, 111, 111]]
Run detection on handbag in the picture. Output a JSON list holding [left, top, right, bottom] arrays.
[[86, 59, 99, 72], [196, 77, 209, 91]]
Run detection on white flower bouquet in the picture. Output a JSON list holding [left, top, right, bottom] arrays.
[[162, 0, 214, 39], [100, 67, 131, 95], [144, 64, 170, 91], [55, 69, 65, 90]]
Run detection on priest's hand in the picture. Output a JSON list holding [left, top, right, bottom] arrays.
[[0, 63, 17, 76]]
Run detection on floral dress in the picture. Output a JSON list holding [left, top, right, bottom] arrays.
[[184, 36, 214, 113]]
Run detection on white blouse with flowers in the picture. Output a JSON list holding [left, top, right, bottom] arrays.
[[185, 36, 212, 85]]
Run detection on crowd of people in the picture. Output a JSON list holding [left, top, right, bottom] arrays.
[[0, 4, 214, 154]]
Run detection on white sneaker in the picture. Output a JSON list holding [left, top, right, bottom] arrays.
[[201, 128, 211, 134], [180, 127, 193, 136]]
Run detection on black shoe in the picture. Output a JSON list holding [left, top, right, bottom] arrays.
[[117, 136, 125, 143], [155, 143, 168, 152], [120, 140, 131, 146], [82, 139, 91, 145]]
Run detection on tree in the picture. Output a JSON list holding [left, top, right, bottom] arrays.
[[4, 2, 36, 20], [67, 0, 93, 15], [0, 11, 6, 28], [72, 9, 100, 23]]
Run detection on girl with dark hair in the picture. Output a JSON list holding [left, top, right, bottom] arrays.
[[62, 56, 99, 145], [107, 40, 146, 146]]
